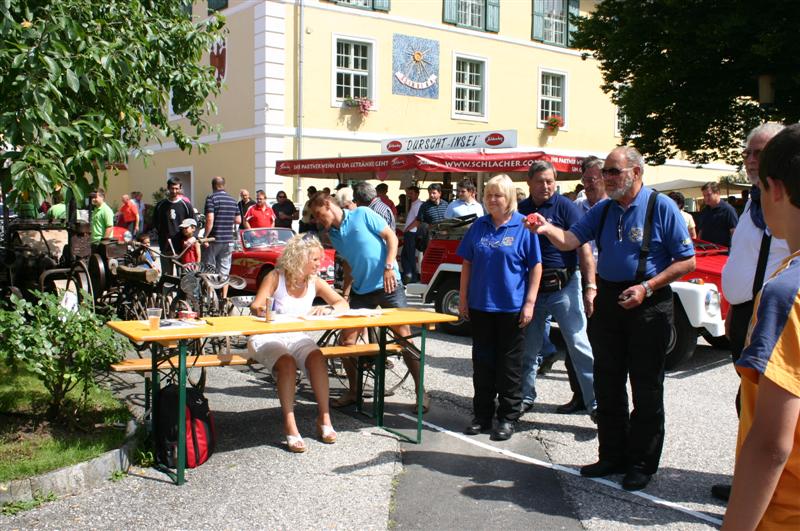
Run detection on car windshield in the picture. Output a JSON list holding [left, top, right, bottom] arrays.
[[241, 228, 294, 249]]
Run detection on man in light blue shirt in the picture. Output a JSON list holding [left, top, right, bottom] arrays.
[[445, 179, 484, 219], [310, 193, 429, 412]]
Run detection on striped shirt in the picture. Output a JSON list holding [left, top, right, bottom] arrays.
[[369, 197, 396, 231], [204, 190, 239, 242], [420, 199, 449, 224]]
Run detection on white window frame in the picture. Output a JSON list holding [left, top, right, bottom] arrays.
[[537, 67, 569, 131], [457, 0, 485, 31], [330, 34, 379, 110], [614, 105, 628, 137], [166, 166, 195, 205], [541, 0, 569, 46], [451, 51, 489, 123]]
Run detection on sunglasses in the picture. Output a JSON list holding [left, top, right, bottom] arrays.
[[601, 167, 632, 178]]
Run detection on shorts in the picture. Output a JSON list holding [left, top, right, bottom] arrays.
[[350, 287, 407, 309], [202, 241, 234, 276], [247, 332, 319, 379]]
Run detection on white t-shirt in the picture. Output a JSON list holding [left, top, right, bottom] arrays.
[[721, 199, 790, 305], [405, 199, 423, 233]]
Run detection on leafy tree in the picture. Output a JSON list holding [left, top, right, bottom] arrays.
[[0, 0, 225, 208], [572, 0, 800, 165]]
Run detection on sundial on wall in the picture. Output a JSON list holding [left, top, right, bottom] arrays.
[[392, 34, 439, 99]]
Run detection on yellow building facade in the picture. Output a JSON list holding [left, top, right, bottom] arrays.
[[117, 0, 735, 212]]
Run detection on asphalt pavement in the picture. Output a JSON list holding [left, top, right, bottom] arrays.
[[1, 300, 736, 530]]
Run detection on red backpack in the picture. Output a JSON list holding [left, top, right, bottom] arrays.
[[156, 384, 216, 469]]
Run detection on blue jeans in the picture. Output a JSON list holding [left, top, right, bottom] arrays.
[[522, 272, 596, 410], [540, 316, 558, 361], [401, 231, 418, 283]]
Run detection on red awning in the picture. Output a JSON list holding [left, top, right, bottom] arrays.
[[275, 151, 584, 176]]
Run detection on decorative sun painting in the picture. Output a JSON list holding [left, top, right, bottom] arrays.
[[392, 34, 439, 99]]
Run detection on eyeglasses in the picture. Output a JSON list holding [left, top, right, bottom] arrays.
[[743, 148, 762, 159], [617, 216, 624, 242], [601, 167, 633, 178]]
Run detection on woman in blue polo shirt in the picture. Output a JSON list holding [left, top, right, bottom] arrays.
[[457, 174, 542, 441]]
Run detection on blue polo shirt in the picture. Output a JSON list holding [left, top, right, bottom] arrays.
[[519, 193, 580, 269], [328, 207, 401, 295], [457, 212, 541, 312], [570, 186, 694, 282]]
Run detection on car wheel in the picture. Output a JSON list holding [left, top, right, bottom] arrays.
[[434, 278, 471, 336], [256, 265, 273, 288], [665, 298, 698, 370]]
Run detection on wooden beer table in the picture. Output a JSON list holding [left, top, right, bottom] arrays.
[[107, 308, 457, 485]]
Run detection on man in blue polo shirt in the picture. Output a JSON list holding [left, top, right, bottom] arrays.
[[309, 193, 429, 412], [518, 161, 597, 420], [203, 176, 241, 297], [529, 146, 695, 491]]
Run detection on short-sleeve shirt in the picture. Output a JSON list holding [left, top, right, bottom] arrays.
[[519, 193, 580, 269], [569, 186, 694, 282], [698, 200, 738, 247], [204, 190, 239, 242], [91, 203, 114, 243], [244, 205, 276, 228], [369, 197, 396, 231], [419, 199, 449, 224], [48, 203, 67, 220], [735, 250, 800, 529], [445, 199, 485, 218], [405, 199, 423, 232], [154, 197, 195, 248], [457, 212, 542, 313], [171, 233, 199, 264], [272, 200, 297, 228], [118, 201, 138, 224], [327, 207, 400, 294], [379, 196, 398, 216]]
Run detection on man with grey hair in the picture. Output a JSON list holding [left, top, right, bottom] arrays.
[[518, 159, 597, 421], [712, 122, 789, 501], [528, 146, 695, 491], [353, 181, 395, 230]]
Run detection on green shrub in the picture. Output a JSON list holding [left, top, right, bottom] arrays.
[[0, 291, 126, 419]]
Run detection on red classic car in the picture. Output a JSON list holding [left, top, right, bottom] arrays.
[[229, 227, 336, 292]]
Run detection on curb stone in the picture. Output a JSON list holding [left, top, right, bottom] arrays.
[[0, 419, 138, 506]]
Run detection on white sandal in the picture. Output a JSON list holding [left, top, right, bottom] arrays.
[[286, 434, 306, 453], [317, 424, 337, 444]]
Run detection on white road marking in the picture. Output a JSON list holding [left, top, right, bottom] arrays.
[[399, 413, 723, 527]]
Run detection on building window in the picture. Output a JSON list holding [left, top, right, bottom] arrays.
[[333, 37, 374, 103], [207, 0, 228, 15], [327, 0, 390, 11], [539, 70, 567, 127], [443, 0, 500, 33], [532, 0, 580, 47], [615, 106, 629, 137], [453, 55, 487, 119]]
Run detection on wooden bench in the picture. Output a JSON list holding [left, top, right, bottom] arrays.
[[110, 343, 404, 373]]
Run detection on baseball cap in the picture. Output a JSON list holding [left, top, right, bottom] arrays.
[[179, 218, 197, 229]]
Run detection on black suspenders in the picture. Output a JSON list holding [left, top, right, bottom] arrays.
[[596, 191, 659, 282]]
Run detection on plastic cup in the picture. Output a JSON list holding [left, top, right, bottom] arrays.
[[146, 308, 162, 330]]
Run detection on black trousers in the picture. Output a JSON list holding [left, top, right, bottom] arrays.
[[565, 354, 583, 402], [588, 279, 673, 474], [728, 299, 755, 416], [469, 309, 525, 423]]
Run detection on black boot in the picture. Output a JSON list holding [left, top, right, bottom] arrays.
[[556, 394, 584, 414]]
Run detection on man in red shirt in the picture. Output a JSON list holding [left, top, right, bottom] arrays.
[[116, 194, 140, 235], [244, 189, 276, 229], [376, 183, 398, 216]]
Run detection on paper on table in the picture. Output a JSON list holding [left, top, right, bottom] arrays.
[[250, 314, 302, 323], [300, 313, 338, 321], [340, 308, 385, 317], [139, 319, 207, 329]]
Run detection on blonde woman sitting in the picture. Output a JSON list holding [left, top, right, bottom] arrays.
[[248, 234, 349, 453]]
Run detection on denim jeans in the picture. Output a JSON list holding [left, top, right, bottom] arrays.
[[522, 272, 596, 410]]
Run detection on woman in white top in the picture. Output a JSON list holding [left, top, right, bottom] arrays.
[[248, 235, 348, 453]]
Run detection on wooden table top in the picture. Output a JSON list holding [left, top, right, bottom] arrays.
[[107, 308, 458, 343]]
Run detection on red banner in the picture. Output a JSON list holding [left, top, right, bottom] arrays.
[[275, 151, 583, 176]]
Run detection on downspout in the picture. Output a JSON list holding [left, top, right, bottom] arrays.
[[295, 0, 305, 201]]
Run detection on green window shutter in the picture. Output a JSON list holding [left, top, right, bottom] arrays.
[[373, 0, 390, 11], [443, 0, 458, 24], [532, 0, 544, 41], [485, 0, 500, 32], [567, 0, 580, 46], [208, 0, 228, 15]]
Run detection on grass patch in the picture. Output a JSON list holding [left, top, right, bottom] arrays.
[[0, 361, 131, 483], [1, 492, 57, 516]]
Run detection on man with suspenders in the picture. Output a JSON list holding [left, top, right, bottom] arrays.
[[528, 146, 695, 491]]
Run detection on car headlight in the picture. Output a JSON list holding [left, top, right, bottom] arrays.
[[705, 288, 721, 317]]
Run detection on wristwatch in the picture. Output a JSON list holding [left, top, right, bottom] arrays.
[[384, 263, 394, 271], [641, 281, 653, 298]]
